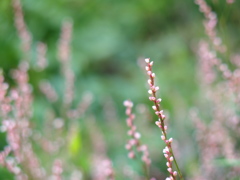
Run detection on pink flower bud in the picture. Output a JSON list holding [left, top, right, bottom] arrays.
[[167, 168, 172, 172], [150, 61, 153, 66], [149, 96, 156, 101], [128, 151, 135, 159], [151, 86, 156, 91], [125, 144, 131, 150], [170, 156, 174, 161], [128, 130, 133, 136], [129, 139, 136, 145], [155, 121, 161, 126], [173, 171, 177, 176], [151, 73, 155, 78]]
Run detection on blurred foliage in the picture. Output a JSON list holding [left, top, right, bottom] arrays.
[[0, 0, 240, 179]]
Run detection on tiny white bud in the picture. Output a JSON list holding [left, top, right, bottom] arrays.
[[155, 86, 159, 91], [165, 146, 169, 152], [169, 138, 173, 143], [145, 66, 150, 71], [173, 171, 178, 176], [161, 135, 165, 140], [148, 90, 153, 94], [123, 100, 133, 107], [150, 61, 154, 66], [167, 168, 172, 172], [166, 162, 170, 167], [152, 106, 157, 110], [151, 73, 155, 77], [157, 98, 162, 103], [148, 79, 152, 85], [134, 132, 141, 139], [164, 125, 167, 130], [163, 147, 169, 154], [145, 58, 150, 63], [147, 71, 152, 75], [170, 156, 174, 161]]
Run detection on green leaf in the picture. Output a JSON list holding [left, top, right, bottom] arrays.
[[68, 126, 82, 156]]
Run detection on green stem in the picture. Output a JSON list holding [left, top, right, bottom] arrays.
[[170, 149, 184, 180]]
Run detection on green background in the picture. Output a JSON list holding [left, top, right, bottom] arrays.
[[0, 0, 240, 179]]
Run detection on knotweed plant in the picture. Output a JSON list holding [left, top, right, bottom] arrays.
[[145, 58, 183, 180], [124, 100, 151, 179], [192, 0, 240, 179]]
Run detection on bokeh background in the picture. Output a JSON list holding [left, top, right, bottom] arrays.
[[0, 0, 240, 179]]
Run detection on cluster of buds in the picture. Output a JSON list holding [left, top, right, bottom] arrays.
[[58, 21, 75, 107], [102, 159, 115, 180], [39, 80, 58, 103], [163, 146, 178, 180], [51, 159, 63, 180], [67, 91, 93, 120], [0, 71, 11, 117], [197, 41, 240, 105], [58, 21, 73, 63], [123, 100, 151, 168], [0, 146, 11, 165], [195, 0, 226, 53], [12, 0, 32, 56], [36, 42, 48, 71], [0, 121, 26, 178], [226, 0, 235, 4], [145, 58, 181, 180], [2, 120, 21, 160], [92, 156, 115, 180]]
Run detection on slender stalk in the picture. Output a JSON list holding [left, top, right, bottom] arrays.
[[144, 58, 184, 180]]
